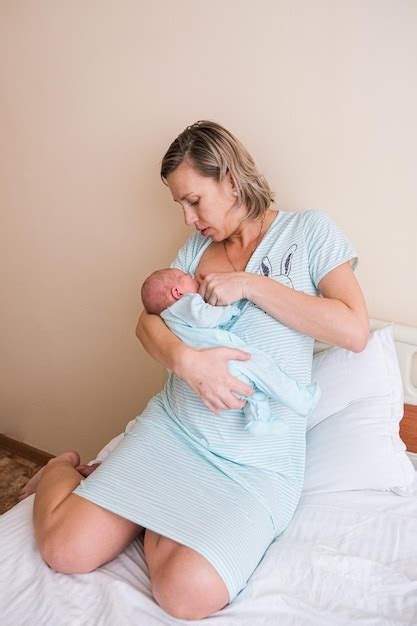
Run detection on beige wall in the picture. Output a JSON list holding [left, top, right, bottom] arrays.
[[1, 1, 416, 460]]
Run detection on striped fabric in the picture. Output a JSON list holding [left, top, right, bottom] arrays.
[[73, 209, 358, 602]]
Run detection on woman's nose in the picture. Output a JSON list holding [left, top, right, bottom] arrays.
[[183, 209, 197, 226]]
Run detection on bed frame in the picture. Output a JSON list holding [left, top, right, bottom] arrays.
[[313, 317, 417, 456]]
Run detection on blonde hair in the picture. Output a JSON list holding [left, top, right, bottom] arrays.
[[160, 120, 276, 220]]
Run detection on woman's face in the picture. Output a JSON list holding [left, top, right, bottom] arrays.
[[166, 161, 246, 242]]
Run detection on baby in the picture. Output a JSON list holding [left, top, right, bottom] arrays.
[[141, 268, 321, 434], [141, 268, 200, 315]]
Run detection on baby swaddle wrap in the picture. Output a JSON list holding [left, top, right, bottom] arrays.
[[160, 293, 321, 434]]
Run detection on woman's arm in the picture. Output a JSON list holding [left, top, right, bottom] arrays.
[[245, 261, 369, 352], [136, 309, 255, 413], [198, 262, 369, 352], [136, 309, 190, 372]]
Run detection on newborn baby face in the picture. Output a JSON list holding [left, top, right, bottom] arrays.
[[176, 271, 200, 295]]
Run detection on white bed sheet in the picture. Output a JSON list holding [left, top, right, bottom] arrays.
[[1, 472, 417, 626]]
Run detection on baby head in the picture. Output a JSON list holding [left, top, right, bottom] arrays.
[[141, 268, 200, 314]]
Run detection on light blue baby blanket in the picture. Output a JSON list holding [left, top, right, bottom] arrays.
[[160, 293, 321, 435]]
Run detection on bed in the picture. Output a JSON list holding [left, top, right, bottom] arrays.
[[1, 318, 417, 625]]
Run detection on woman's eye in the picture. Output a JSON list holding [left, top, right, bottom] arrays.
[[190, 201, 199, 207]]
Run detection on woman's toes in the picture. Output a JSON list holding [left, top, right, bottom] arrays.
[[75, 462, 101, 477], [18, 487, 30, 501], [16, 451, 82, 502], [18, 466, 45, 500]]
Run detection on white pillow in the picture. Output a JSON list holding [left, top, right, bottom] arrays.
[[303, 325, 416, 495], [308, 327, 394, 430]]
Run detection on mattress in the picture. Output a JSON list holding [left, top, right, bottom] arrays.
[[1, 472, 417, 625]]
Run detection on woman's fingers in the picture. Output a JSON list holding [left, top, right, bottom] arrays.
[[202, 395, 229, 415], [181, 346, 255, 414], [204, 400, 220, 415], [222, 391, 247, 410], [200, 387, 247, 415], [200, 388, 243, 414], [224, 348, 252, 362], [198, 272, 247, 305], [203, 387, 249, 413], [229, 378, 255, 398]]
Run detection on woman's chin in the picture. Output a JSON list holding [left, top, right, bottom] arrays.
[[203, 229, 219, 241]]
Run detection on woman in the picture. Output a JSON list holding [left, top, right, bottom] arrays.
[[28, 120, 369, 620]]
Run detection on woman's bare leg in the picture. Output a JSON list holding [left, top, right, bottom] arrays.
[[19, 450, 84, 500], [144, 529, 229, 619], [32, 451, 144, 573], [32, 451, 85, 541], [30, 452, 226, 618]]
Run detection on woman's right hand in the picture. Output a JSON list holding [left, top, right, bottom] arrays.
[[176, 347, 255, 415]]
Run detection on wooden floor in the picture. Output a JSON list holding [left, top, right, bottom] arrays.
[[0, 448, 44, 514]]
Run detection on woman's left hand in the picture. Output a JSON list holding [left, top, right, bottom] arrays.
[[198, 271, 251, 305]]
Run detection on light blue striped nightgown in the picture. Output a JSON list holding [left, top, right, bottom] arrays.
[[160, 293, 322, 435], [73, 209, 358, 602]]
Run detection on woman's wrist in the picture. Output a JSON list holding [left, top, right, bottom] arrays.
[[242, 272, 265, 301], [172, 343, 197, 378]]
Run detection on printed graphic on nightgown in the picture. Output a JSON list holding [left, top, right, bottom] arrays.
[[258, 244, 297, 289], [236, 244, 298, 318]]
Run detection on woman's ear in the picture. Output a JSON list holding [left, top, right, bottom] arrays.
[[225, 169, 237, 194]]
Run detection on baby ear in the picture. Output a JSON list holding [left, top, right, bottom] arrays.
[[171, 286, 183, 300]]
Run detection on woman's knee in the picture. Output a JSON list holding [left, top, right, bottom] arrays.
[[36, 494, 144, 574], [38, 528, 98, 574], [150, 544, 230, 620]]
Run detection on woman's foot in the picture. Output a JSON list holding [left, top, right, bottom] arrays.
[[75, 462, 102, 477], [18, 451, 81, 501]]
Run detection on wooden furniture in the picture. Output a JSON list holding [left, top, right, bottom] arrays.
[[401, 404, 417, 453]]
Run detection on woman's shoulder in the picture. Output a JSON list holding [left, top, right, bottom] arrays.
[[279, 209, 354, 254], [283, 208, 329, 223], [170, 231, 209, 273], [300, 208, 332, 224], [278, 208, 336, 237], [268, 208, 332, 237]]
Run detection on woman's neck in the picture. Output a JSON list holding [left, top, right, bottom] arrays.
[[226, 208, 276, 249]]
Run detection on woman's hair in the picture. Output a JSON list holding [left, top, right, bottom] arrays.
[[160, 120, 276, 220]]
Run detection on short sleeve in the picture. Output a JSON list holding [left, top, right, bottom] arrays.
[[169, 231, 207, 274], [170, 240, 189, 272], [302, 209, 359, 290]]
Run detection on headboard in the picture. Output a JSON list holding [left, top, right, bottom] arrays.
[[313, 317, 417, 455]]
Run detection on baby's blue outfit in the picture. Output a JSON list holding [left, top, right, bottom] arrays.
[[160, 292, 321, 435], [73, 209, 359, 603]]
